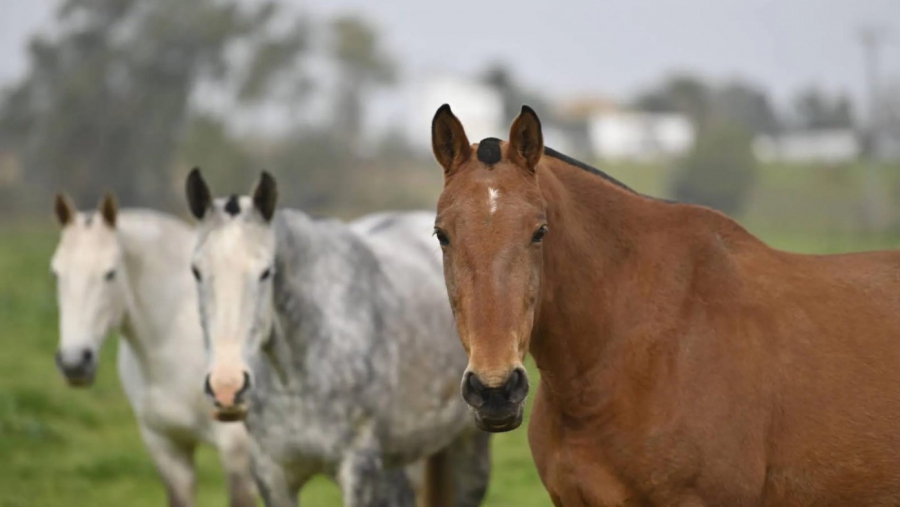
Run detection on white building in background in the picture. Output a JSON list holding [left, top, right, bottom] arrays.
[[586, 112, 695, 161], [753, 130, 859, 164], [406, 75, 504, 152]]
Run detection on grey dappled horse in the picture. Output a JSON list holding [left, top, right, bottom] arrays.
[[184, 169, 490, 507]]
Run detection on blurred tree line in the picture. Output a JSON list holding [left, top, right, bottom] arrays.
[[476, 66, 861, 217], [0, 0, 400, 216], [633, 74, 857, 215]]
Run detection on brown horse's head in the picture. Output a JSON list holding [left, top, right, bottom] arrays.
[[431, 104, 547, 432]]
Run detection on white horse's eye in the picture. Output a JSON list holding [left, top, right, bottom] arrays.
[[104, 269, 116, 282], [260, 268, 272, 281], [191, 266, 202, 282]]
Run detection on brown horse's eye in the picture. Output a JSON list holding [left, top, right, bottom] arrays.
[[434, 229, 450, 247], [532, 225, 548, 244]]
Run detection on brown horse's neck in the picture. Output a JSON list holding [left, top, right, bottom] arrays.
[[529, 156, 744, 414]]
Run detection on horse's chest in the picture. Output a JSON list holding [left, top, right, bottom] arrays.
[[538, 444, 639, 507], [247, 391, 361, 464]]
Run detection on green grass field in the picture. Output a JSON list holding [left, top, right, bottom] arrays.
[[2, 216, 900, 507]]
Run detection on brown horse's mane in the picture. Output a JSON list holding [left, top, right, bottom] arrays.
[[541, 145, 680, 205], [542, 146, 634, 193], [539, 142, 771, 256]]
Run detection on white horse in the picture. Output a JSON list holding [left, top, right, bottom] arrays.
[[50, 193, 257, 507]]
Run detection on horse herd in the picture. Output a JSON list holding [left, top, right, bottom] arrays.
[[48, 105, 900, 506]]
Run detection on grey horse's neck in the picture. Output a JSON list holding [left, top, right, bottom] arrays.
[[268, 209, 389, 373]]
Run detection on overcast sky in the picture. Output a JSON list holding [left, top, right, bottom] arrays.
[[2, 0, 897, 122]]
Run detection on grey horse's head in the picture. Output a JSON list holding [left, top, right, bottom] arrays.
[[185, 168, 278, 422], [50, 192, 125, 387]]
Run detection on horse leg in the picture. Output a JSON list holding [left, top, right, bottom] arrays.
[[445, 429, 491, 507], [338, 449, 416, 507], [424, 449, 453, 507], [249, 446, 301, 507], [214, 423, 258, 507], [139, 425, 196, 507]]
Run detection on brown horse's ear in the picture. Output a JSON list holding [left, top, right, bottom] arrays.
[[431, 104, 471, 177], [185, 167, 212, 220], [97, 192, 117, 228], [252, 171, 278, 222], [54, 193, 76, 227], [508, 105, 544, 173]]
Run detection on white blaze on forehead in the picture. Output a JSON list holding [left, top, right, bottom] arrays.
[[488, 187, 499, 214]]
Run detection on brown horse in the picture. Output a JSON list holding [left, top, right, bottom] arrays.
[[430, 103, 900, 506]]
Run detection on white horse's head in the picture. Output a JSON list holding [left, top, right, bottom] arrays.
[[50, 193, 125, 387], [185, 168, 278, 422]]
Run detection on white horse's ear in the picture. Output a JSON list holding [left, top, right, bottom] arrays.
[[98, 192, 117, 227], [186, 167, 212, 220], [54, 193, 76, 227], [252, 171, 278, 222]]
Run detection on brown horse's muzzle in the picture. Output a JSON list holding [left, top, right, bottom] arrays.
[[461, 368, 529, 432], [204, 371, 251, 422]]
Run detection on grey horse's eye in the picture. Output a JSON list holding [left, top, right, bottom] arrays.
[[104, 269, 116, 282]]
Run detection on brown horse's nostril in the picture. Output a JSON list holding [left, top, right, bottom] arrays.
[[462, 371, 487, 408], [504, 368, 530, 404]]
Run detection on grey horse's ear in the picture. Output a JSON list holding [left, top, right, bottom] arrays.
[[185, 167, 212, 220], [252, 171, 278, 222], [54, 193, 76, 227], [97, 191, 117, 227]]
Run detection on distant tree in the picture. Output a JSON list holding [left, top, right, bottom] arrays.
[[481, 63, 552, 125], [671, 122, 758, 216], [267, 127, 347, 211], [329, 15, 395, 155], [176, 113, 252, 192], [633, 74, 712, 130], [714, 81, 781, 134], [883, 81, 900, 143], [793, 88, 855, 130], [0, 0, 310, 209]]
